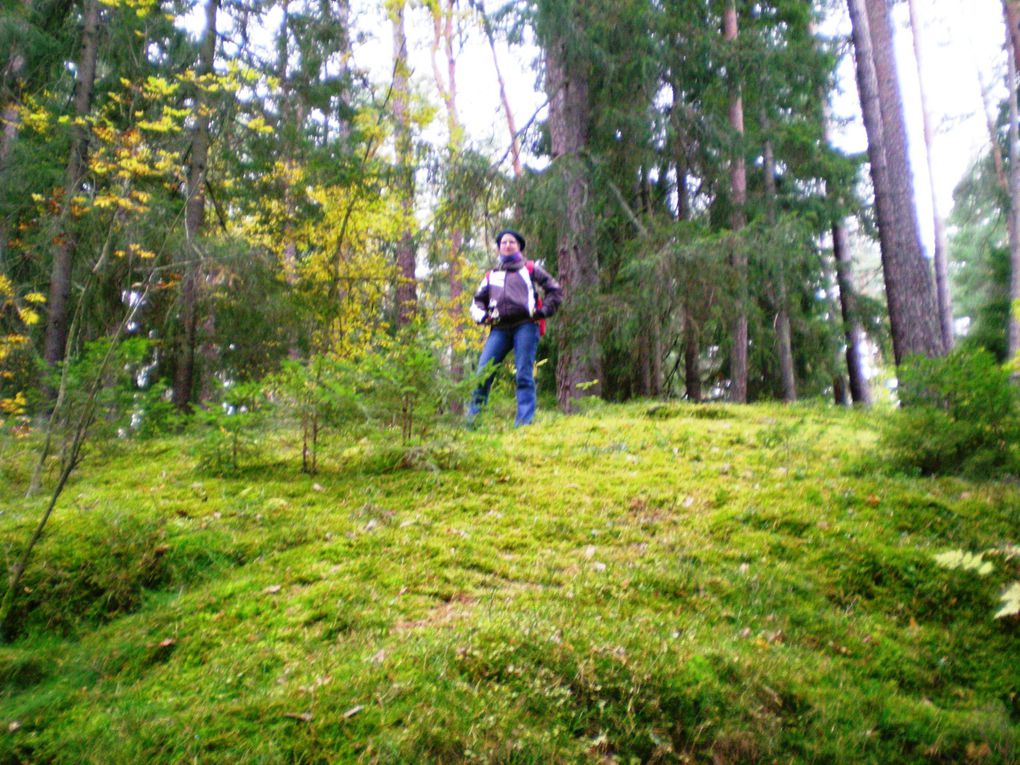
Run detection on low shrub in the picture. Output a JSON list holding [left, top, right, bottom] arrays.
[[882, 348, 1020, 478]]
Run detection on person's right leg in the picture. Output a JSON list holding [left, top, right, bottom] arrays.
[[468, 328, 513, 420]]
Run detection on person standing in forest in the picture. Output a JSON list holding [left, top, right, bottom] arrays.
[[468, 230, 562, 426]]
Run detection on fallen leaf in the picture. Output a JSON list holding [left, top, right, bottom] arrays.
[[264, 584, 282, 595]]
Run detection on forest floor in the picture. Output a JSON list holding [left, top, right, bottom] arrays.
[[0, 399, 1017, 763]]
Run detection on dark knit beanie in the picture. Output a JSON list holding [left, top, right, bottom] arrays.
[[495, 229, 526, 251]]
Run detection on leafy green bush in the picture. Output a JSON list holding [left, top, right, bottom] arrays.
[[882, 348, 1020, 477]]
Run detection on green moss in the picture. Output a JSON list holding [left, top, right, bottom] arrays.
[[0, 401, 1017, 763]]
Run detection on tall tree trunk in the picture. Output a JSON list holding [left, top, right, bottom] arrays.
[[1004, 0, 1020, 72], [724, 0, 748, 402], [430, 0, 466, 412], [762, 124, 796, 402], [545, 21, 601, 410], [173, 0, 217, 411], [0, 0, 33, 263], [42, 0, 100, 370], [907, 0, 954, 350], [390, 0, 416, 327], [847, 0, 944, 366], [1005, 5, 1020, 361]]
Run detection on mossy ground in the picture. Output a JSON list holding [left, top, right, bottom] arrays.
[[0, 400, 1017, 763]]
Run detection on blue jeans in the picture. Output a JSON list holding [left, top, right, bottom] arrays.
[[468, 322, 540, 426]]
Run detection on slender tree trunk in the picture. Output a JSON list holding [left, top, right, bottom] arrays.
[[431, 0, 465, 412], [1005, 6, 1020, 361], [848, 0, 944, 366], [42, 0, 101, 370], [173, 0, 217, 410], [907, 0, 954, 349], [545, 23, 601, 410], [470, 0, 522, 177], [762, 124, 796, 402], [390, 0, 416, 327], [724, 0, 748, 402]]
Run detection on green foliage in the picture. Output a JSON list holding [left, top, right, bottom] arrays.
[[881, 348, 1020, 477]]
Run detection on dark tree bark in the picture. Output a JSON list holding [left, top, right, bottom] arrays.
[[545, 20, 602, 410], [724, 0, 748, 402], [847, 0, 944, 366], [42, 0, 101, 370], [391, 0, 417, 327], [172, 0, 217, 410], [907, 0, 954, 350]]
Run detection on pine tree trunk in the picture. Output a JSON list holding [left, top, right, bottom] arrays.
[[907, 0, 954, 350], [545, 25, 601, 410], [847, 0, 944, 366], [724, 0, 748, 403], [173, 0, 217, 411], [42, 0, 100, 370], [391, 0, 416, 328]]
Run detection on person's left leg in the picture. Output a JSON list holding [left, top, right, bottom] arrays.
[[467, 327, 514, 422], [512, 322, 540, 426]]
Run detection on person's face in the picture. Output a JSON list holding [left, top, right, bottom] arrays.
[[499, 234, 520, 255]]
